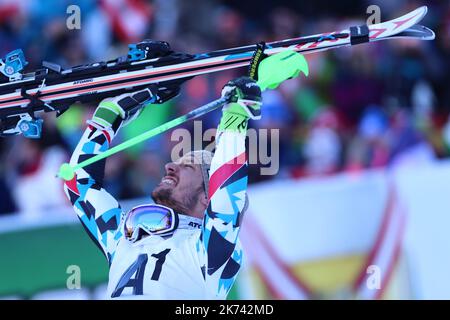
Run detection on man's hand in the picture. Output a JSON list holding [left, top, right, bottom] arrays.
[[218, 77, 262, 134], [89, 85, 179, 130], [221, 76, 262, 120]]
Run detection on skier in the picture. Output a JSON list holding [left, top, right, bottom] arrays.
[[63, 76, 262, 299]]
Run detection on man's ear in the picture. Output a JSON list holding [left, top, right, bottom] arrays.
[[199, 191, 208, 208]]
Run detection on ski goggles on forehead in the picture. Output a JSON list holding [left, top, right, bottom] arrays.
[[124, 204, 178, 242]]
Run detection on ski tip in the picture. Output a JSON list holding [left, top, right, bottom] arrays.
[[420, 6, 428, 15], [420, 25, 436, 41], [396, 6, 429, 26], [429, 29, 436, 41], [396, 25, 436, 41], [411, 6, 428, 23], [408, 6, 428, 18], [369, 6, 433, 41]]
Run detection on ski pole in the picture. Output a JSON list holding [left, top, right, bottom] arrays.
[[58, 96, 229, 180], [57, 50, 309, 181]]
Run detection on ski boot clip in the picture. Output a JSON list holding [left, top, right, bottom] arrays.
[[0, 49, 28, 81]]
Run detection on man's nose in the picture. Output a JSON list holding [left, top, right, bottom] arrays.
[[165, 162, 178, 175]]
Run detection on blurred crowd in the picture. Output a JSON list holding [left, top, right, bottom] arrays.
[[0, 0, 449, 216]]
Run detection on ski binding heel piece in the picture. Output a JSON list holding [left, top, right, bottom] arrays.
[[17, 117, 43, 139], [0, 49, 28, 81]]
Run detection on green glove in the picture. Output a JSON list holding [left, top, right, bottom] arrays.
[[219, 77, 262, 133], [90, 85, 181, 131], [90, 88, 156, 131]]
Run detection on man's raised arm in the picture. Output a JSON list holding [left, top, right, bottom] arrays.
[[200, 77, 262, 298], [63, 87, 175, 264]]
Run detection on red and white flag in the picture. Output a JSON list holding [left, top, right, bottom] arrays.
[[100, 0, 153, 43]]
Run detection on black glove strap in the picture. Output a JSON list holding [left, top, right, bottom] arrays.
[[115, 85, 158, 115]]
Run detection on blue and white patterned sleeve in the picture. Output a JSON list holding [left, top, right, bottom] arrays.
[[198, 128, 248, 299], [63, 124, 124, 264]]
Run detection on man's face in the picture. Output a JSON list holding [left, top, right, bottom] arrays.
[[151, 154, 206, 216]]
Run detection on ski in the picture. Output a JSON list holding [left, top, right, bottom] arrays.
[[0, 6, 434, 138]]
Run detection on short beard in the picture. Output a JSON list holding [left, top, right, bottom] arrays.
[[151, 186, 203, 215]]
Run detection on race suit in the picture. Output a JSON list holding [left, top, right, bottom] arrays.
[[63, 118, 248, 299]]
